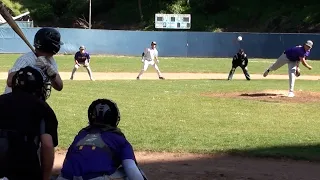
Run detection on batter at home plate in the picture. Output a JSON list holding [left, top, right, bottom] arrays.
[[136, 41, 165, 80]]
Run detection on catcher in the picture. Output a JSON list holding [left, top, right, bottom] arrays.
[[57, 99, 147, 180], [227, 49, 251, 80], [70, 45, 94, 81]]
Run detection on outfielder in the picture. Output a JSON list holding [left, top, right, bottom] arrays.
[[70, 45, 94, 81], [227, 49, 250, 80], [57, 99, 147, 180], [4, 27, 64, 94], [136, 41, 165, 80], [263, 40, 313, 97]]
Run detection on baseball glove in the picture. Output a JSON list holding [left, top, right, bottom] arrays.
[[295, 68, 301, 77]]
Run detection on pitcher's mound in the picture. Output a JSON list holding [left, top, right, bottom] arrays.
[[240, 90, 288, 98], [203, 90, 320, 103]]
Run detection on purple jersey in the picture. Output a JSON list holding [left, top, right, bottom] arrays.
[[74, 51, 90, 63], [60, 128, 136, 177], [285, 46, 310, 61]]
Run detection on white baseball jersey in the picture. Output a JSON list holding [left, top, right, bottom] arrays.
[[143, 48, 158, 61], [3, 52, 58, 94]]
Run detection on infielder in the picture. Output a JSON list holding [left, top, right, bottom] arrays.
[[4, 27, 64, 94], [263, 40, 313, 97], [136, 41, 165, 80], [70, 45, 94, 81], [227, 49, 250, 80], [57, 99, 147, 180]]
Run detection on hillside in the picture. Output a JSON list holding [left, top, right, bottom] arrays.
[[3, 0, 320, 32]]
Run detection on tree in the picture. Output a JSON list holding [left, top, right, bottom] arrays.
[[138, 0, 143, 22]]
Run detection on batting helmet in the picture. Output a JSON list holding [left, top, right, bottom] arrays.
[[88, 99, 121, 127], [34, 27, 63, 55], [12, 66, 52, 101]]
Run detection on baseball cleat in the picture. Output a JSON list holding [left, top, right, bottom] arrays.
[[263, 69, 270, 77], [136, 77, 140, 80], [288, 91, 295, 97], [159, 77, 165, 80]]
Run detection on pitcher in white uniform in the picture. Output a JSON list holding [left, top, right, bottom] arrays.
[[136, 41, 165, 80]]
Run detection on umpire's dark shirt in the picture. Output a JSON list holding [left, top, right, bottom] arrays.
[[0, 90, 58, 180], [233, 53, 248, 67]]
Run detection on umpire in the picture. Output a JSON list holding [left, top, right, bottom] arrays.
[[227, 49, 251, 80], [0, 66, 58, 180]]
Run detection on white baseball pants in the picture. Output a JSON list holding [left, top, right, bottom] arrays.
[[70, 60, 93, 80], [268, 53, 297, 92], [137, 60, 162, 77]]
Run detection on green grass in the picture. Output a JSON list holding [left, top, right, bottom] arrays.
[[1, 54, 320, 161], [1, 78, 319, 160], [1, 54, 320, 75], [50, 79, 320, 161]]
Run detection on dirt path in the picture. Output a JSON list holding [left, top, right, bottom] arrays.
[[53, 151, 320, 180], [1, 72, 320, 80], [30, 72, 316, 179]]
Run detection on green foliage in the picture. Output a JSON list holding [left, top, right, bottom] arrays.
[[2, 0, 27, 16], [31, 3, 55, 21], [166, 0, 190, 14], [3, 0, 320, 32]]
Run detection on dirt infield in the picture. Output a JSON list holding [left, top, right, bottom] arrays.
[[44, 72, 320, 80], [53, 151, 320, 180], [1, 72, 319, 80], [202, 89, 320, 103], [39, 72, 319, 179]]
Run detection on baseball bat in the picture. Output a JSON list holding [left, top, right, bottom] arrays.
[[0, 3, 35, 53]]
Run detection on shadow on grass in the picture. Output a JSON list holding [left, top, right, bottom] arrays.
[[227, 144, 320, 162], [240, 93, 279, 97], [51, 144, 320, 180]]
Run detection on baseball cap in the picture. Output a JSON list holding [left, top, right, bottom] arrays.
[[79, 45, 85, 50], [151, 41, 156, 45], [305, 40, 313, 48]]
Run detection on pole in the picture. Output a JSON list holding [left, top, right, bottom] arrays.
[[89, 0, 92, 29]]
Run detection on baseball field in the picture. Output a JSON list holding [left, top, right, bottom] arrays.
[[1, 54, 320, 179]]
